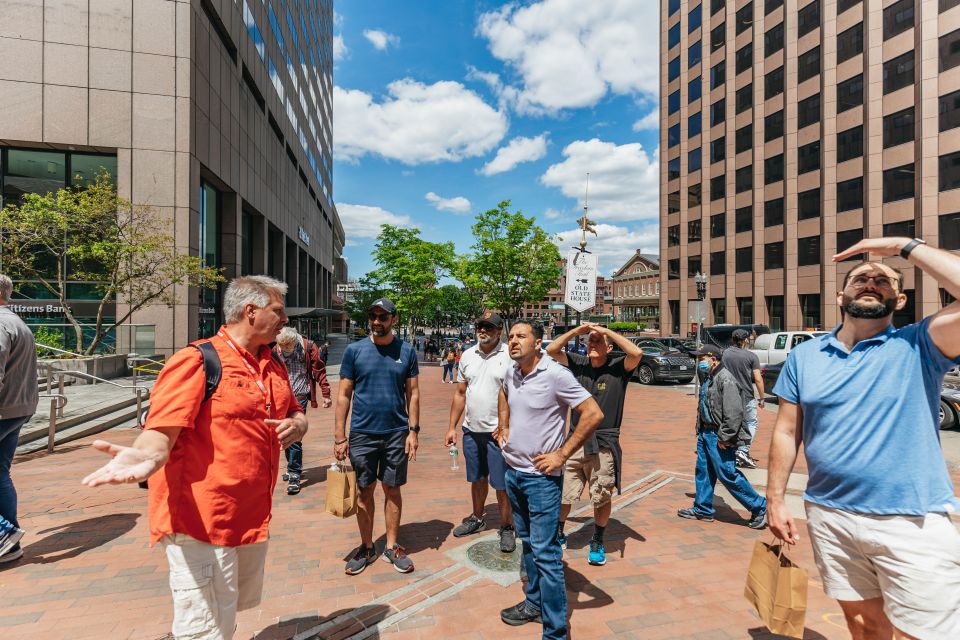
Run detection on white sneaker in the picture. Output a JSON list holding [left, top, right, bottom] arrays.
[[0, 546, 24, 563], [0, 527, 24, 557]]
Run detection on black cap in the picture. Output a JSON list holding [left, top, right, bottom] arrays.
[[689, 344, 723, 358], [369, 298, 397, 315], [474, 310, 503, 328], [732, 328, 751, 341]]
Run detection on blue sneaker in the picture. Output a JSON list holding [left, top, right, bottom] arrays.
[[557, 531, 567, 549], [588, 540, 605, 566]]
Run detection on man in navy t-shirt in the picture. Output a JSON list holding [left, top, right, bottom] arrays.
[[334, 298, 420, 576]]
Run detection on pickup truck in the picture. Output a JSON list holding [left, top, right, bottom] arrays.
[[750, 331, 828, 365]]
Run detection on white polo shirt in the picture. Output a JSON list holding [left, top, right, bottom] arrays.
[[457, 341, 511, 433]]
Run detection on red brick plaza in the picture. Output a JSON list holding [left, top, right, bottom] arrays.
[[7, 366, 951, 640]]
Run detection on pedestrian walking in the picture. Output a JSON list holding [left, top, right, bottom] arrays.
[[0, 274, 39, 564], [275, 327, 332, 495], [767, 237, 960, 640], [495, 320, 603, 639], [442, 342, 456, 383], [81, 276, 308, 639], [677, 345, 768, 529], [334, 298, 420, 575], [545, 322, 642, 566], [721, 329, 764, 469], [319, 339, 331, 364], [445, 311, 515, 551]]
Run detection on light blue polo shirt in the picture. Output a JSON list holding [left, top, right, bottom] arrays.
[[774, 318, 960, 515]]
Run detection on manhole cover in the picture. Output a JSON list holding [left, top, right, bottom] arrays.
[[466, 540, 522, 572]]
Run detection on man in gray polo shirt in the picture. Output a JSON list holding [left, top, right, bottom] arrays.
[[494, 320, 603, 640]]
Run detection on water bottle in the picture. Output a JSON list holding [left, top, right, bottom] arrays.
[[449, 444, 460, 471]]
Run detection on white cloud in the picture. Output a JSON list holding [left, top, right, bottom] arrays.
[[363, 29, 400, 51], [480, 134, 549, 176], [539, 138, 659, 223], [477, 0, 659, 114], [554, 223, 659, 275], [632, 110, 659, 131], [333, 34, 348, 61], [544, 207, 563, 220], [333, 79, 508, 164], [336, 203, 414, 246], [425, 191, 472, 214]]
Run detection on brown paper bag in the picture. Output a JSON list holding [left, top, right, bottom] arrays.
[[325, 463, 358, 518], [744, 539, 808, 638]]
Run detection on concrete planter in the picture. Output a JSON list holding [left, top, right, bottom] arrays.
[[39, 354, 129, 383]]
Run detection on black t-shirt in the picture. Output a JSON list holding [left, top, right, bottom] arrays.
[[721, 346, 760, 397], [565, 353, 632, 444]]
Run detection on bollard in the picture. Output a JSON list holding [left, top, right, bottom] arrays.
[[46, 363, 52, 393], [136, 388, 143, 424], [47, 397, 57, 453], [132, 365, 138, 395]]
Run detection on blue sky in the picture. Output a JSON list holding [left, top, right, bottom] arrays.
[[332, 0, 661, 277]]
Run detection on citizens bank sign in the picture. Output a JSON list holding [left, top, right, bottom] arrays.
[[9, 303, 68, 316]]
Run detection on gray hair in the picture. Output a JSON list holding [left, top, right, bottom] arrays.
[[0, 274, 11, 302], [276, 326, 300, 346], [222, 275, 288, 323]]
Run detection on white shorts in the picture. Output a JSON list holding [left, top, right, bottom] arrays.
[[805, 502, 960, 640], [162, 533, 269, 640]]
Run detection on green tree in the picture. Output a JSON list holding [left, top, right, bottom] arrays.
[[463, 201, 562, 321], [0, 173, 223, 355], [343, 275, 389, 329]]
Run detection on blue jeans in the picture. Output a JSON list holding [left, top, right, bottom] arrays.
[[693, 430, 765, 518], [442, 362, 454, 382], [0, 415, 30, 534], [505, 468, 567, 640], [284, 398, 309, 477], [737, 399, 758, 456]]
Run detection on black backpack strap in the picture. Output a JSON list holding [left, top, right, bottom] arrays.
[[190, 341, 222, 402]]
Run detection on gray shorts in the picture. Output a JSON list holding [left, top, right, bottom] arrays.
[[348, 430, 409, 489]]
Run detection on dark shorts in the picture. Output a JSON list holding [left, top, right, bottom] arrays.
[[462, 428, 507, 491], [348, 430, 409, 489]]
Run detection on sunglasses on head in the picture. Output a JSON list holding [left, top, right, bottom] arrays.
[[368, 312, 392, 321]]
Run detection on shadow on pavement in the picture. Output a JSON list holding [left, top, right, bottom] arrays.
[[373, 518, 454, 555], [14, 442, 89, 464], [565, 563, 614, 612], [253, 605, 389, 640], [682, 492, 756, 528], [747, 627, 829, 639], [19, 512, 139, 565], [298, 464, 328, 489]]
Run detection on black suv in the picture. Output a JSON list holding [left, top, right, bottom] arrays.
[[610, 338, 696, 385], [698, 323, 771, 349]]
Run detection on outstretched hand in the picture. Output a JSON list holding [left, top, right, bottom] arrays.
[[832, 237, 910, 262], [81, 440, 160, 487]]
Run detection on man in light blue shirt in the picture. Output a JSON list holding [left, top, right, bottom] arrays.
[[767, 236, 960, 640]]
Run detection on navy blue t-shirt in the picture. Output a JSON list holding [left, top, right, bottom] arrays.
[[340, 337, 419, 434]]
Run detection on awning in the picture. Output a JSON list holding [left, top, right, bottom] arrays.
[[285, 307, 342, 318]]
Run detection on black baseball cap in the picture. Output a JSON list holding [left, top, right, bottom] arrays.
[[474, 310, 503, 328], [689, 345, 723, 358], [369, 298, 397, 315]]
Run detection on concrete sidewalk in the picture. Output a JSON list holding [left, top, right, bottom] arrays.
[[2, 370, 957, 639]]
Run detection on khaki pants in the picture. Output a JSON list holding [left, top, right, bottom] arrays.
[[162, 533, 268, 640]]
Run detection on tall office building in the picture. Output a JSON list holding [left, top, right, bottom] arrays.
[[0, 0, 344, 354], [659, 0, 960, 335]]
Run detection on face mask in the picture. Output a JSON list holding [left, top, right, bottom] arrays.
[[697, 360, 711, 373]]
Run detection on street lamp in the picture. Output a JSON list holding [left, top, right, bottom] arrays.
[[694, 272, 708, 348]]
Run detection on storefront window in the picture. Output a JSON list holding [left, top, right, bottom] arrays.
[[199, 181, 222, 338]]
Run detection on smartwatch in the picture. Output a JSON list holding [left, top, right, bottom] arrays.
[[408, 425, 421, 434], [900, 238, 926, 259]]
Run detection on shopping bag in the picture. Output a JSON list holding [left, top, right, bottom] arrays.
[[744, 538, 808, 638], [325, 463, 358, 518]]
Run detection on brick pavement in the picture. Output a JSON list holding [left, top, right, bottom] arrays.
[[2, 364, 957, 640]]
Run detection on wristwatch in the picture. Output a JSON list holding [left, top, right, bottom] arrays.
[[900, 238, 926, 259], [408, 425, 421, 434]]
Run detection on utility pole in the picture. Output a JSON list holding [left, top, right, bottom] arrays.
[[572, 173, 598, 340]]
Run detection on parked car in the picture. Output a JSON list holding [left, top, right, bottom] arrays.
[[610, 339, 696, 385], [942, 375, 960, 430], [759, 361, 784, 394], [654, 336, 697, 354], [699, 323, 771, 350], [751, 331, 828, 365]]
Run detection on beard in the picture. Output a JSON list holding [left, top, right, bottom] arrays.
[[842, 293, 897, 319], [478, 332, 499, 347], [370, 324, 390, 337]]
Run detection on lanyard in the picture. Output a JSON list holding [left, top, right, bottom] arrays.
[[217, 329, 271, 411]]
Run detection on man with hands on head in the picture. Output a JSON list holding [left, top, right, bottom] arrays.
[[767, 236, 960, 640], [81, 276, 307, 640], [334, 298, 420, 576], [545, 322, 642, 566], [494, 320, 603, 640]]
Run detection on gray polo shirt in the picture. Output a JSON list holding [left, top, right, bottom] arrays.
[[501, 355, 591, 476]]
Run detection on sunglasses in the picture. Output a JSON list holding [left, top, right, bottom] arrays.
[[475, 323, 498, 332], [368, 312, 392, 321]]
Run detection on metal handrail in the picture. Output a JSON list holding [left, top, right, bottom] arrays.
[[38, 392, 68, 453], [35, 341, 78, 357], [44, 368, 151, 428], [127, 355, 167, 368]]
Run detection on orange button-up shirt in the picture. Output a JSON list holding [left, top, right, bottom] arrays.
[[145, 328, 298, 547]]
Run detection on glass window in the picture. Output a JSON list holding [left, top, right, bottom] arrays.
[[689, 148, 702, 172], [837, 74, 863, 112], [736, 2, 753, 35], [710, 251, 726, 275], [668, 191, 681, 213], [712, 0, 726, 15], [837, 177, 864, 211], [837, 125, 863, 162], [765, 241, 784, 269], [765, 110, 784, 141], [884, 51, 914, 94], [711, 98, 726, 126], [765, 22, 784, 56], [736, 83, 753, 114], [689, 112, 702, 137], [764, 197, 784, 227], [735, 247, 753, 273], [767, 295, 785, 331], [798, 0, 820, 37], [883, 164, 915, 202], [668, 259, 681, 280], [798, 93, 821, 128], [765, 153, 784, 184], [837, 22, 863, 63], [798, 46, 821, 83], [711, 23, 725, 51], [735, 165, 753, 193], [199, 181, 221, 326], [688, 41, 702, 68], [688, 256, 703, 276], [942, 0, 960, 12], [884, 107, 915, 147], [798, 187, 821, 219], [736, 42, 753, 74], [689, 76, 702, 103], [70, 154, 118, 187], [837, 228, 864, 262], [669, 0, 681, 16], [689, 183, 702, 206], [710, 212, 726, 237], [940, 29, 960, 72], [712, 297, 727, 322], [689, 3, 702, 32], [840, 0, 863, 12], [668, 123, 681, 147], [800, 293, 821, 328], [735, 205, 753, 232], [669, 56, 681, 81], [797, 236, 821, 266], [688, 218, 703, 242], [668, 224, 681, 247], [798, 141, 821, 174], [711, 137, 726, 163], [668, 156, 681, 180], [669, 89, 681, 114], [2, 149, 67, 205], [939, 90, 960, 132], [711, 61, 726, 90], [766, 0, 784, 14], [939, 150, 960, 191], [765, 66, 784, 99], [711, 175, 726, 199], [883, 219, 915, 238], [738, 297, 754, 324], [735, 124, 753, 153], [883, 0, 914, 41], [669, 23, 681, 49], [940, 212, 960, 249]]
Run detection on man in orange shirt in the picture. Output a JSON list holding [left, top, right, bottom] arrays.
[[82, 276, 307, 640]]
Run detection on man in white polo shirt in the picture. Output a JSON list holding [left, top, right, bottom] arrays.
[[494, 320, 603, 640], [446, 311, 515, 552]]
